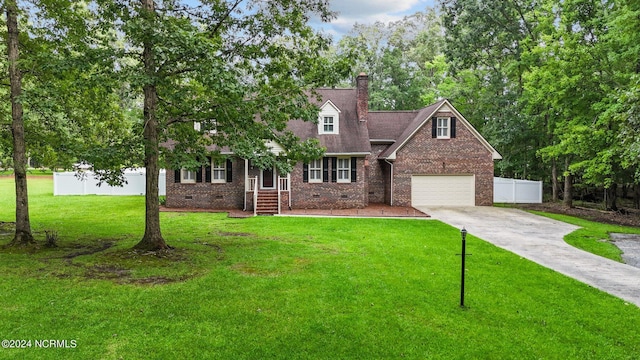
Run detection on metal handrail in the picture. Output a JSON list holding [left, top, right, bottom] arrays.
[[253, 176, 258, 216], [277, 176, 281, 215]]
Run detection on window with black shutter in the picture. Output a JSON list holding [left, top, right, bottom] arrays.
[[323, 157, 329, 182], [432, 117, 437, 138], [205, 157, 212, 183], [226, 159, 233, 182], [451, 117, 457, 138], [350, 157, 357, 182], [331, 157, 337, 182], [303, 163, 309, 183]]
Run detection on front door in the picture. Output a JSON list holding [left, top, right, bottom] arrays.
[[262, 168, 275, 189]]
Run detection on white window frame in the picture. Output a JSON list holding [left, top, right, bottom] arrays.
[[337, 157, 350, 183], [309, 159, 322, 183], [211, 160, 226, 183], [181, 169, 197, 184], [323, 116, 334, 133], [437, 117, 450, 139], [194, 120, 217, 134], [318, 100, 340, 135]]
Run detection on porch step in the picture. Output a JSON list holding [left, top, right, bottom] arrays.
[[256, 191, 279, 215]]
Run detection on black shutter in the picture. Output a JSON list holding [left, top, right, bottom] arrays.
[[174, 169, 180, 183], [322, 157, 329, 182], [226, 159, 233, 183], [432, 117, 437, 138], [196, 167, 203, 183], [205, 157, 212, 183], [451, 117, 457, 138], [331, 157, 337, 182], [303, 163, 309, 183], [350, 157, 357, 182]]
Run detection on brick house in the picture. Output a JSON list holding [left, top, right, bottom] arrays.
[[165, 74, 501, 214]]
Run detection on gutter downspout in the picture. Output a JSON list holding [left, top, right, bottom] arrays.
[[384, 159, 394, 206], [243, 158, 249, 211]]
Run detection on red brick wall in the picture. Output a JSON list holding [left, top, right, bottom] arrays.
[[367, 145, 388, 204], [165, 158, 246, 209], [392, 113, 495, 206], [290, 157, 367, 209]]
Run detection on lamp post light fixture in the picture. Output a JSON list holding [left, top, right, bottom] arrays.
[[460, 227, 468, 308]]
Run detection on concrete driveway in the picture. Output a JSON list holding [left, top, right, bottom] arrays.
[[419, 206, 640, 307]]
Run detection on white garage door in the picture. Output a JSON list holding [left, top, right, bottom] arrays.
[[411, 175, 475, 206]]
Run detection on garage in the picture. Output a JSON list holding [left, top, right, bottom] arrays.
[[411, 175, 475, 206]]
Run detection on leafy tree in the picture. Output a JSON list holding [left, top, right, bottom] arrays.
[[441, 0, 640, 209], [1, 0, 133, 246], [3, 0, 34, 245], [335, 9, 443, 110], [89, 0, 340, 250], [441, 0, 551, 182]]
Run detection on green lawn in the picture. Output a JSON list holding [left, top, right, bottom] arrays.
[[1, 176, 639, 359]]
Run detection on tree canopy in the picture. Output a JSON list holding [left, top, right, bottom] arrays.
[[330, 0, 639, 208]]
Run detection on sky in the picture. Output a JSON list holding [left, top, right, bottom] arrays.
[[314, 0, 438, 40], [180, 0, 438, 42]]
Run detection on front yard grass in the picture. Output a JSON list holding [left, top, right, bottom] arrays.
[[1, 176, 639, 359]]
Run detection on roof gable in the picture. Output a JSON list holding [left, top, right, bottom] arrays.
[[378, 100, 501, 160], [320, 99, 341, 113], [286, 88, 371, 155]]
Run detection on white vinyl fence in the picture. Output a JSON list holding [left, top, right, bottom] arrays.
[[54, 169, 166, 196], [494, 177, 542, 203]]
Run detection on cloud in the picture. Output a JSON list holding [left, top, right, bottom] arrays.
[[316, 0, 435, 40], [330, 0, 420, 17]]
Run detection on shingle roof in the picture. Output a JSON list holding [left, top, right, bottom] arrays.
[[367, 110, 420, 141], [286, 88, 371, 154], [165, 90, 500, 161], [377, 100, 445, 159]]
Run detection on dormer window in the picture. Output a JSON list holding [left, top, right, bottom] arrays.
[[318, 100, 340, 135], [323, 116, 334, 133]]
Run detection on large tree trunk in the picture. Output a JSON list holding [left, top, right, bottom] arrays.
[[563, 159, 573, 208], [634, 183, 640, 210], [6, 1, 35, 246], [551, 158, 558, 202], [605, 183, 618, 212], [133, 0, 170, 251]]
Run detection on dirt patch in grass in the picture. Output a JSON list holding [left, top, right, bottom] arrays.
[[63, 241, 115, 259], [0, 221, 15, 236], [34, 242, 215, 285], [127, 275, 191, 285], [231, 262, 272, 276], [518, 202, 640, 228], [217, 231, 254, 237], [85, 263, 132, 279], [196, 242, 225, 259], [104, 247, 191, 262]]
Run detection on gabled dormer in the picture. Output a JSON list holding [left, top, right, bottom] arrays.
[[318, 100, 341, 135]]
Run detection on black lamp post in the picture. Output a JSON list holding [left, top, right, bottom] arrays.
[[460, 227, 468, 308]]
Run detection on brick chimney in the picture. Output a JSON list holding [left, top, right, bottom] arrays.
[[356, 72, 369, 122]]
